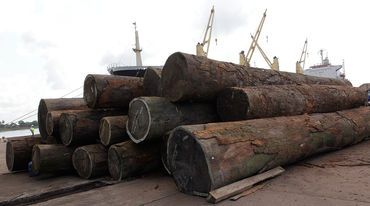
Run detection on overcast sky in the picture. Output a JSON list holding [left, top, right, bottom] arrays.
[[0, 0, 369, 123]]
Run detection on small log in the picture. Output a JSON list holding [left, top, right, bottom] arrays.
[[6, 136, 42, 171], [72, 144, 108, 179], [32, 144, 75, 175], [217, 84, 367, 121], [46, 109, 87, 137], [99, 116, 129, 147], [126, 97, 219, 143], [83, 74, 144, 109], [161, 52, 351, 102], [59, 109, 127, 146], [38, 98, 87, 141], [167, 107, 370, 195], [207, 166, 284, 203], [143, 67, 162, 96], [108, 141, 161, 181]]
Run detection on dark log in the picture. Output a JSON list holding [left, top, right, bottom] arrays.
[[6, 136, 42, 171], [38, 98, 88, 141], [217, 84, 367, 121], [161, 52, 352, 102], [99, 116, 129, 147], [59, 109, 127, 146], [32, 144, 75, 175], [108, 141, 161, 181], [126, 97, 219, 143], [83, 74, 144, 109], [46, 109, 87, 137], [167, 107, 370, 196], [45, 136, 61, 144], [72, 144, 108, 179], [143, 67, 162, 96], [161, 132, 171, 175]]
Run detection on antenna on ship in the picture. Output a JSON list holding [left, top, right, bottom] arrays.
[[132, 22, 143, 66]]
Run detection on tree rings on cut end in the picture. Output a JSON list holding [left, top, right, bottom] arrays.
[[126, 98, 150, 143], [59, 114, 74, 146], [83, 75, 98, 108]]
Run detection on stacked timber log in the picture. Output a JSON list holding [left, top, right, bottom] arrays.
[[72, 144, 108, 179]]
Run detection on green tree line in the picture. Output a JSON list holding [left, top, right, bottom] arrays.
[[0, 120, 38, 130]]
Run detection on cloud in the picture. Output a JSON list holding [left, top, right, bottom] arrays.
[[21, 32, 55, 51], [43, 58, 65, 90], [99, 50, 135, 67]]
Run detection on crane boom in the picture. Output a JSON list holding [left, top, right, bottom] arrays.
[[132, 22, 143, 66], [196, 6, 215, 57], [252, 35, 279, 71], [296, 39, 308, 74]]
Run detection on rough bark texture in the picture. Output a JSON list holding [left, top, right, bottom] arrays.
[[143, 67, 162, 96], [46, 109, 87, 137], [217, 84, 367, 121], [59, 109, 127, 146], [126, 97, 219, 143], [108, 141, 161, 181], [38, 98, 87, 142], [6, 136, 42, 171], [99, 116, 129, 147], [359, 83, 370, 92], [32, 144, 75, 175], [167, 107, 370, 196], [161, 52, 352, 102], [72, 144, 108, 179], [83, 74, 144, 109]]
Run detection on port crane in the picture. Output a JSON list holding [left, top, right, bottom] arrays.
[[132, 22, 143, 66], [196, 6, 215, 57], [252, 35, 279, 71], [240, 10, 267, 67], [296, 39, 308, 74]]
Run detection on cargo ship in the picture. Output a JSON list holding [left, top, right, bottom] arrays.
[[303, 49, 345, 79]]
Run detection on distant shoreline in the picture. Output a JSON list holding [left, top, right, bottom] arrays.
[[0, 127, 39, 132]]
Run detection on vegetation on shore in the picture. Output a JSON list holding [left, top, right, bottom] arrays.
[[0, 120, 39, 132]]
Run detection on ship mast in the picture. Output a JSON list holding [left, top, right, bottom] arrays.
[[132, 22, 143, 66]]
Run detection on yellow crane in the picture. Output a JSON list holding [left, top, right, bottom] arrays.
[[240, 9, 267, 67], [252, 35, 279, 71], [196, 6, 215, 57], [296, 39, 308, 74]]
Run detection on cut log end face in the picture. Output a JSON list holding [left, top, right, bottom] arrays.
[[83, 75, 98, 108], [38, 100, 48, 140], [6, 142, 14, 171], [168, 128, 211, 195], [59, 114, 74, 146], [32, 146, 41, 175], [217, 88, 250, 121], [99, 119, 111, 146], [46, 112, 54, 136], [108, 147, 122, 181], [73, 147, 92, 179], [127, 99, 150, 143]]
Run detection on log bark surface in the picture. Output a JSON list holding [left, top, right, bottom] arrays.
[[126, 97, 219, 143], [32, 144, 75, 175], [167, 107, 370, 195], [143, 67, 162, 96], [217, 84, 367, 121], [6, 136, 42, 171], [99, 116, 129, 146], [83, 74, 144, 109], [72, 144, 108, 179], [161, 52, 352, 102], [46, 109, 86, 137], [38, 98, 87, 141], [59, 109, 127, 146], [108, 141, 161, 181]]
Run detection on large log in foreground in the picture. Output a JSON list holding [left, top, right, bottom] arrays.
[[83, 74, 144, 109], [32, 144, 75, 175], [72, 144, 108, 179], [143, 67, 162, 96], [167, 107, 370, 196], [126, 97, 219, 143], [217, 84, 367, 121], [108, 141, 161, 181], [161, 52, 351, 102], [59, 109, 127, 146], [6, 136, 42, 171], [38, 98, 88, 141], [99, 116, 129, 146]]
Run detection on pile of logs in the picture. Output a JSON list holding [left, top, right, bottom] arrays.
[[5, 53, 369, 201]]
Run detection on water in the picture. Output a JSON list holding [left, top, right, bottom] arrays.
[[0, 128, 40, 138]]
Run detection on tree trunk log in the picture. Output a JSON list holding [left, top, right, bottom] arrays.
[[217, 84, 367, 121], [46, 109, 87, 137], [167, 107, 370, 196], [83, 74, 144, 109], [45, 136, 61, 144], [161, 52, 352, 102], [32, 144, 75, 175], [72, 144, 108, 179], [108, 141, 161, 181], [59, 109, 127, 146], [143, 67, 162, 96], [6, 136, 42, 171], [99, 116, 129, 147], [38, 98, 88, 142], [126, 97, 219, 143]]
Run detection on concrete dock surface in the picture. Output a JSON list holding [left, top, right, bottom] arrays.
[[1, 139, 370, 205]]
